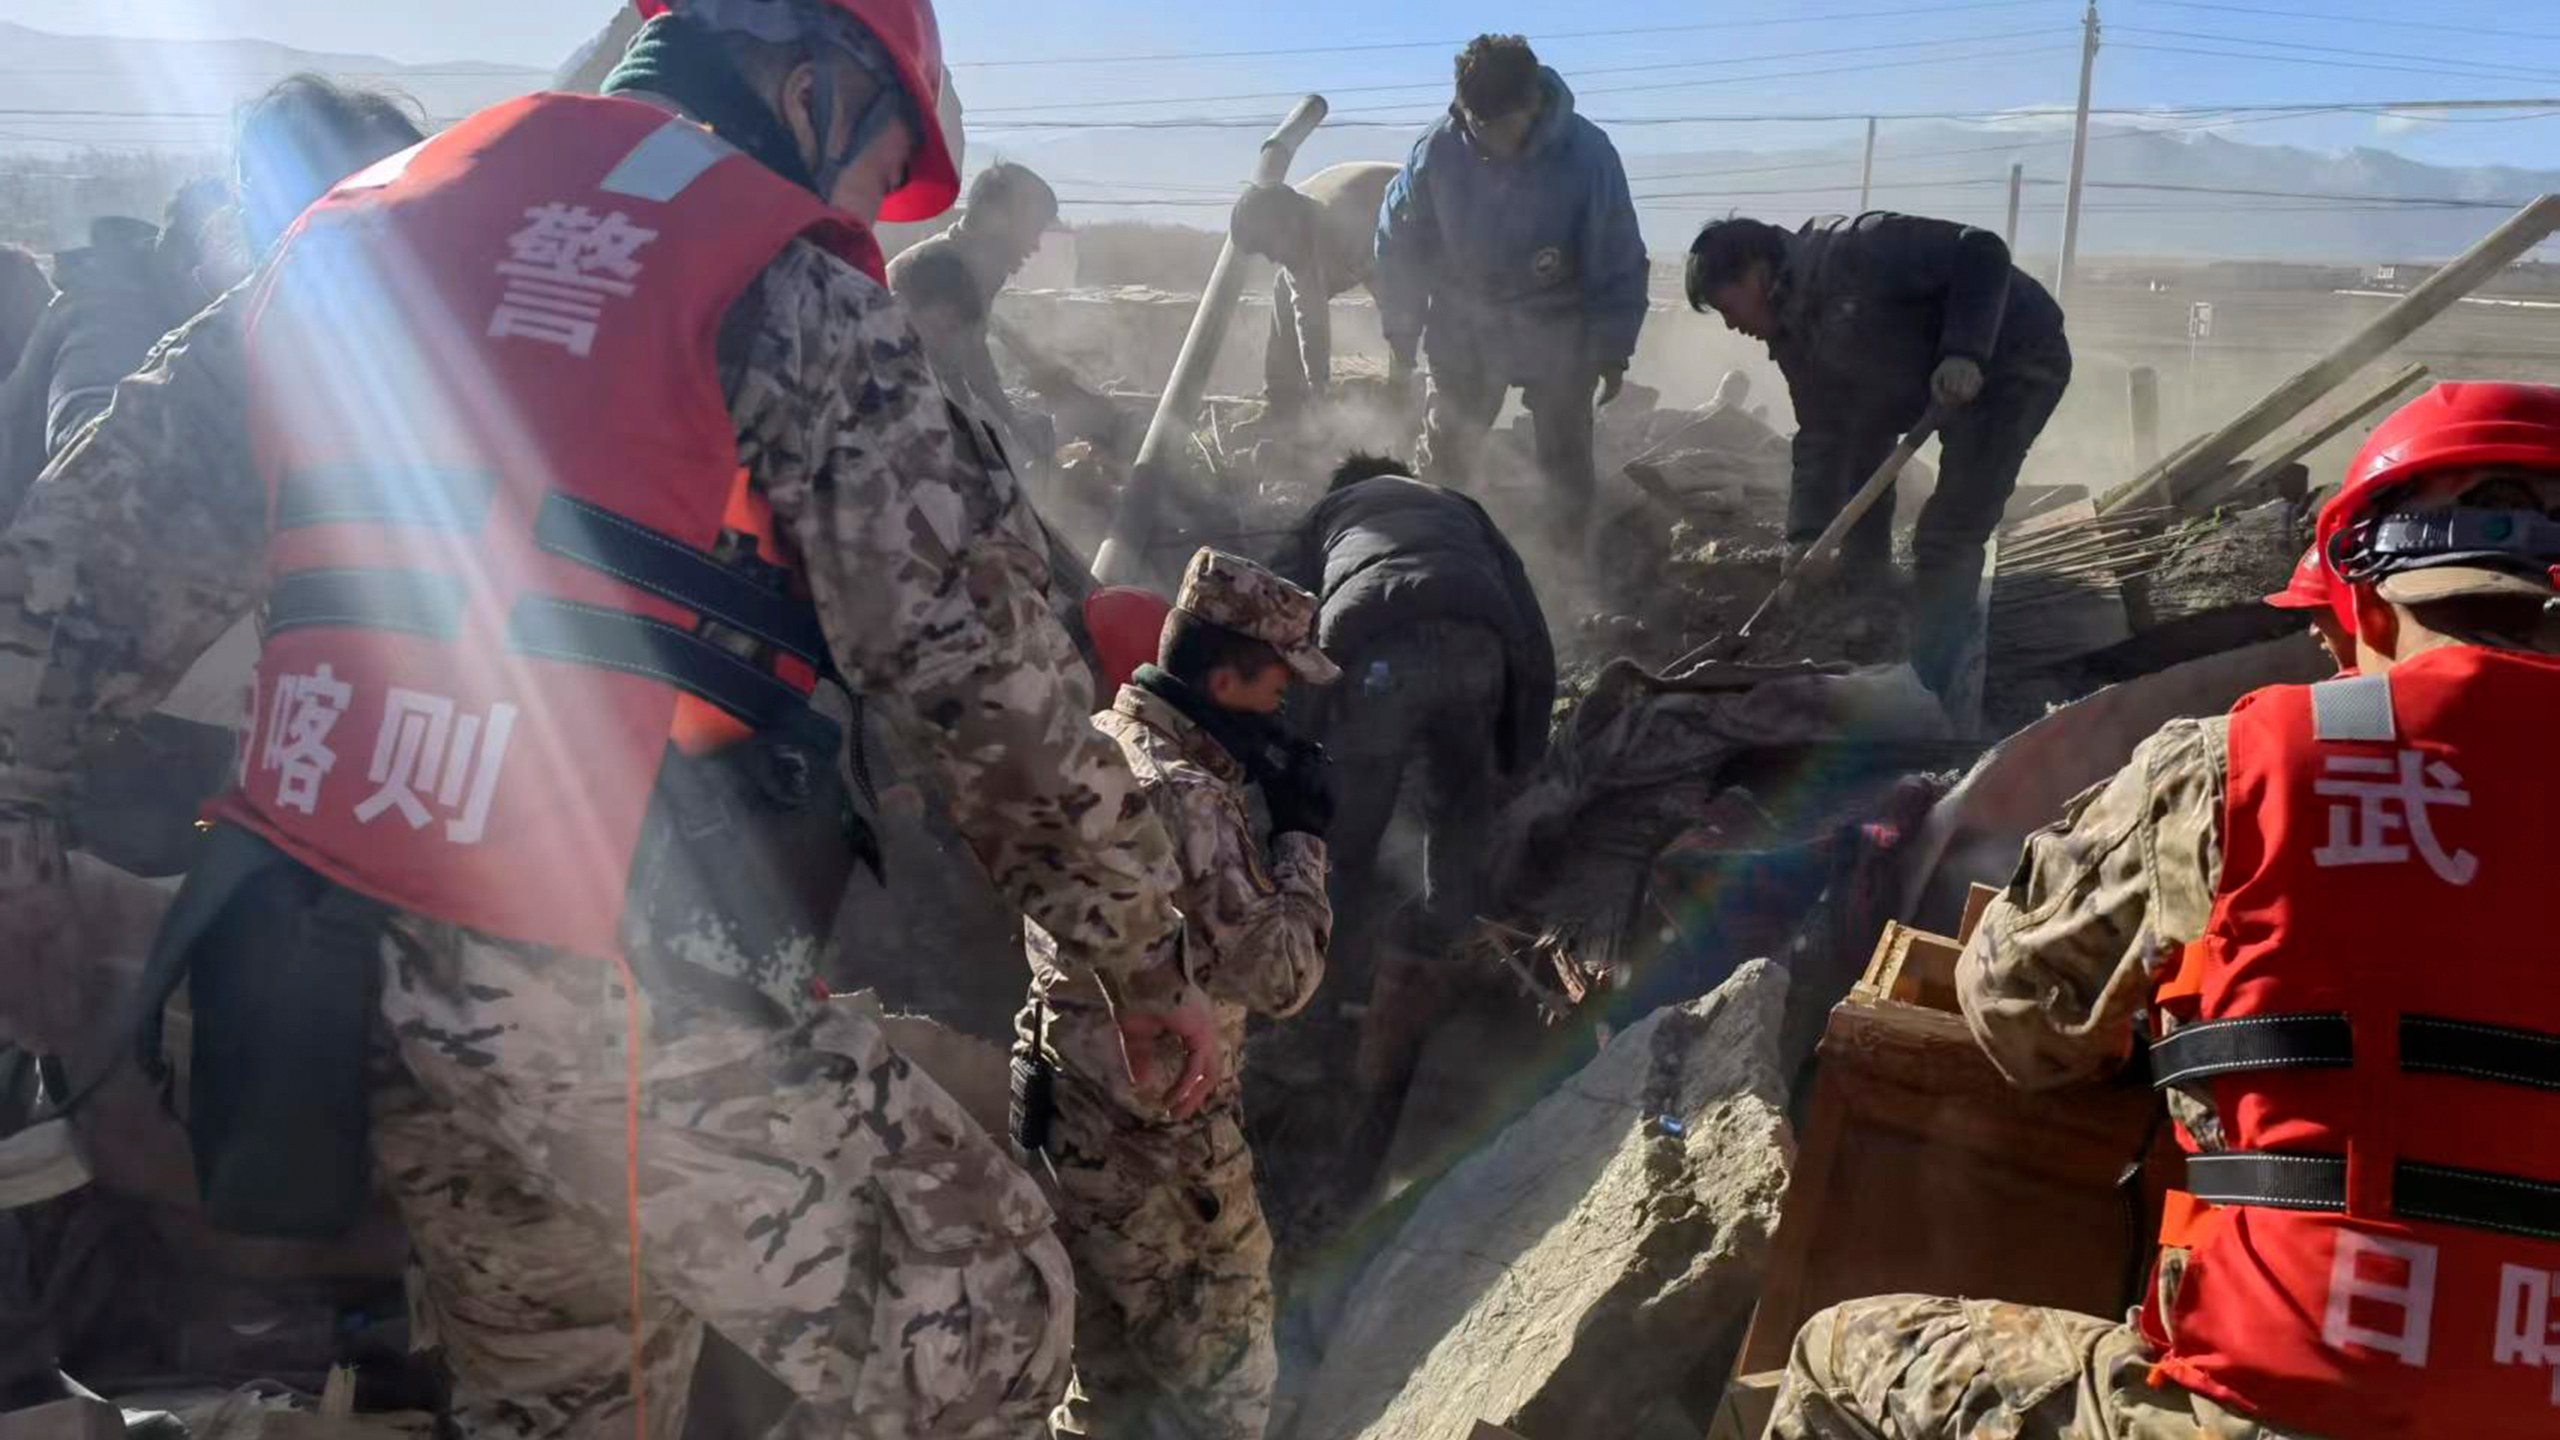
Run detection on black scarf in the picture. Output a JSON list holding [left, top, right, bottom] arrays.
[[603, 14, 821, 197], [1130, 665, 1288, 780]]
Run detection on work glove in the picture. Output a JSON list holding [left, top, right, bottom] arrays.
[[1260, 738, 1337, 840], [1930, 355, 1985, 408], [1596, 362, 1628, 408]]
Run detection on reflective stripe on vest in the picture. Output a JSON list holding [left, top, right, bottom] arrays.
[[2138, 652, 2560, 1440], [213, 94, 875, 961]]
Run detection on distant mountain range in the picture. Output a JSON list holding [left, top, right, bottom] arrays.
[[1, 19, 2552, 265], [991, 116, 2560, 267]]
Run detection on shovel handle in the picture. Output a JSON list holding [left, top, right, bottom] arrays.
[[1739, 406, 1945, 639]]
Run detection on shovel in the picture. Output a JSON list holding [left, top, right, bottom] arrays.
[[1672, 405, 1945, 671]]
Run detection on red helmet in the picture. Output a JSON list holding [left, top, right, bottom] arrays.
[[2314, 381, 2560, 631], [635, 0, 959, 223], [2263, 543, 2333, 613], [1083, 587, 1173, 693]]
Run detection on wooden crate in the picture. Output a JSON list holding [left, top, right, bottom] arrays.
[[1735, 892, 2179, 1375]]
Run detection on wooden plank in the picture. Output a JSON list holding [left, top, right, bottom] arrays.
[[2099, 195, 2560, 515], [1958, 882, 2001, 946], [1705, 1372, 1784, 1440], [1734, 995, 2176, 1377]]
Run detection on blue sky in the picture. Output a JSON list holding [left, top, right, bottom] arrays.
[[2, 0, 2554, 172]]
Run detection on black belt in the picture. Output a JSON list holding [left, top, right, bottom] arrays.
[[2187, 1151, 2560, 1242], [532, 494, 831, 670], [2150, 1012, 2560, 1092]]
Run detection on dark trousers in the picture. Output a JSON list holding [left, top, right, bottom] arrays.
[[1418, 364, 1598, 540], [1318, 622, 1507, 1102], [1790, 362, 2070, 694]]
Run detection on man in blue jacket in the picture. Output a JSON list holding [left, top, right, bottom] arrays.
[[1375, 35, 1649, 539]]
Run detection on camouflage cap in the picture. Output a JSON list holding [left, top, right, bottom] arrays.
[[1175, 547, 1341, 684]]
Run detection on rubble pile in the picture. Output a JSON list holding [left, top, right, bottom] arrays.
[[1281, 962, 1793, 1440]]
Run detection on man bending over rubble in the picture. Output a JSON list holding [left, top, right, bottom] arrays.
[[1687, 211, 2071, 701], [1766, 382, 2560, 1439], [1017, 547, 1338, 1440], [888, 159, 1058, 452], [1229, 161, 1399, 420], [1274, 453, 1553, 1108], [1375, 34, 1648, 540]]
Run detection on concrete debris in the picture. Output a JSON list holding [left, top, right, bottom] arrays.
[[1283, 960, 1793, 1440]]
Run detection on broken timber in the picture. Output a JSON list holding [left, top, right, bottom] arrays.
[[2099, 193, 2560, 516]]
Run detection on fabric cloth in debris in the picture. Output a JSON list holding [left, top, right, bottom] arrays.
[[0, 167, 1188, 1433], [1258, 161, 1399, 410], [376, 914, 1070, 1440], [1024, 681, 1329, 1440], [1373, 67, 1649, 390], [1765, 1295, 2296, 1439], [1281, 473, 1554, 779]]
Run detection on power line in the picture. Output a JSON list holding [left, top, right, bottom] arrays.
[[967, 95, 2560, 131], [2141, 0, 2560, 45], [2112, 42, 2560, 87], [950, 0, 2058, 69], [1624, 104, 2339, 186], [971, 26, 2064, 115], [2113, 27, 2560, 84]]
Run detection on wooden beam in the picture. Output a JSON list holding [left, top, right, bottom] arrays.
[[2183, 361, 2431, 514], [2099, 194, 2560, 515]]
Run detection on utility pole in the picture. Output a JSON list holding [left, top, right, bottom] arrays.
[[2058, 0, 2101, 305], [1858, 116, 1877, 212], [2005, 163, 2024, 248]]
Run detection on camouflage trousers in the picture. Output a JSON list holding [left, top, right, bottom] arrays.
[[1766, 1295, 2305, 1439], [371, 913, 1073, 1439], [1042, 1049, 1276, 1440]]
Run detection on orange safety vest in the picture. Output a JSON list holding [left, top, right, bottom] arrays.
[[213, 93, 877, 960], [2138, 647, 2560, 1438]]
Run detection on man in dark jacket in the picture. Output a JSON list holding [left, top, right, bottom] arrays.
[[1275, 452, 1555, 1099], [1375, 35, 1649, 538], [887, 162, 1058, 452], [1686, 212, 2072, 698]]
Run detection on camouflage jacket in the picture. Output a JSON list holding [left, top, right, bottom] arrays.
[[0, 237, 1189, 1008], [1031, 683, 1330, 1112], [1955, 715, 2228, 1138]]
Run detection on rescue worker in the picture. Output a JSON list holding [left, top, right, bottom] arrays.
[[0, 0, 1227, 1434], [1685, 211, 2073, 699], [2268, 539, 2356, 672], [1374, 35, 1648, 537], [1017, 548, 1337, 1440], [886, 161, 1058, 452], [1271, 452, 1553, 1101], [1767, 381, 2560, 1440], [1227, 161, 1400, 419]]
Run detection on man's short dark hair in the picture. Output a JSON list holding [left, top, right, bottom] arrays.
[[1328, 451, 1413, 494], [1684, 216, 1790, 310], [968, 162, 1057, 223], [237, 73, 426, 246], [1455, 35, 1541, 120], [1230, 181, 1316, 261], [1160, 608, 1282, 687]]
